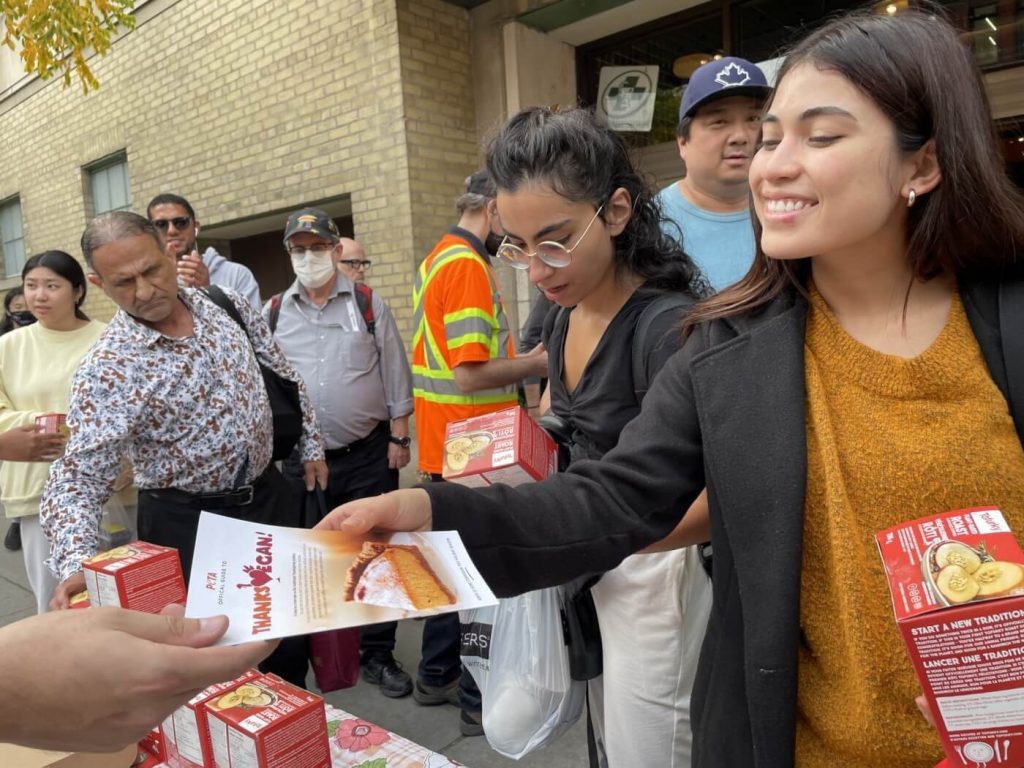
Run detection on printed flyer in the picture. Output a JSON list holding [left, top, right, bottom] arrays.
[[185, 512, 497, 645]]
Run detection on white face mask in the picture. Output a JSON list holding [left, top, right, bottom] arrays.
[[290, 248, 336, 288]]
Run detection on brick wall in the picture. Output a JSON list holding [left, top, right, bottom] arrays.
[[0, 0, 438, 335], [392, 0, 479, 322]]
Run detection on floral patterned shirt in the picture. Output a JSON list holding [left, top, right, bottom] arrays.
[[41, 287, 324, 581]]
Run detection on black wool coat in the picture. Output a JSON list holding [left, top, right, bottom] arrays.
[[427, 266, 1024, 767]]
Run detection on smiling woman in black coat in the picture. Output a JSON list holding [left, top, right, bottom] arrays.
[[318, 9, 1024, 767]]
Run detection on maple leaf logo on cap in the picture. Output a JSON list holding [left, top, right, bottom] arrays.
[[715, 62, 751, 88]]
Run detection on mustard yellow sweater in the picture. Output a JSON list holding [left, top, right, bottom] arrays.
[[797, 287, 1024, 767], [0, 320, 106, 518]]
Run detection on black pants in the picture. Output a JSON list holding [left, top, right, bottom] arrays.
[[418, 473, 482, 713], [138, 465, 309, 689], [282, 422, 401, 660]]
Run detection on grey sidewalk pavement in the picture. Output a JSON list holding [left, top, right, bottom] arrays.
[[0, 450, 589, 766]]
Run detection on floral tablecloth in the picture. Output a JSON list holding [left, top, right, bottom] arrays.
[[137, 704, 465, 768], [326, 705, 465, 768]]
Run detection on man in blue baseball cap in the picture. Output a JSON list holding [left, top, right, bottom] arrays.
[[656, 56, 771, 291]]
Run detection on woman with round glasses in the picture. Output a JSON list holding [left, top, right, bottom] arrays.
[[489, 106, 711, 766]]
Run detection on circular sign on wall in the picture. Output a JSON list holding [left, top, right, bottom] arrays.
[[596, 66, 659, 132]]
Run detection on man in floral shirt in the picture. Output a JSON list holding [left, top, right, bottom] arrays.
[[40, 211, 326, 686]]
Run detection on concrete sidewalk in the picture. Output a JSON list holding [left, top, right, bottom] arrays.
[[0, 507, 589, 766]]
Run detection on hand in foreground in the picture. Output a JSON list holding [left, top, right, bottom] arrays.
[[0, 604, 276, 752], [50, 570, 87, 610], [176, 249, 210, 289], [314, 488, 432, 535], [0, 424, 66, 462]]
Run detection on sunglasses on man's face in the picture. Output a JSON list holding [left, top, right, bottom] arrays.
[[339, 259, 372, 270], [151, 216, 191, 232]]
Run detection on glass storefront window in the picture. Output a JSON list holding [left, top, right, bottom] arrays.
[[733, 0, 856, 62], [577, 0, 1024, 153], [940, 0, 1024, 68]]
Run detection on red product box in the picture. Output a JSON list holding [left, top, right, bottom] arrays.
[[161, 669, 260, 768], [877, 507, 1024, 768], [82, 540, 186, 613], [138, 726, 164, 763], [204, 673, 331, 768], [34, 413, 68, 436], [442, 406, 557, 487]]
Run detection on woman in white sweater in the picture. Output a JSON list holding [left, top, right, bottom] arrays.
[[0, 251, 105, 612]]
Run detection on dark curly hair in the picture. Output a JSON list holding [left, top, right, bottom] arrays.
[[485, 107, 709, 297]]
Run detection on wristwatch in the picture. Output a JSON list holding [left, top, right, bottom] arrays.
[[389, 435, 411, 448]]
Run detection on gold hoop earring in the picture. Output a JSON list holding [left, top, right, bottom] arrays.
[[907, 189, 917, 207]]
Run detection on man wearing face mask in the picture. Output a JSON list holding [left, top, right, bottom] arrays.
[[267, 208, 415, 699], [410, 171, 547, 736]]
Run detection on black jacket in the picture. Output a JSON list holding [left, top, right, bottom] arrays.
[[427, 267, 1024, 767]]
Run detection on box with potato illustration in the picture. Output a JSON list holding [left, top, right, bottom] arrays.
[[161, 669, 261, 768], [82, 540, 186, 613], [204, 673, 330, 768], [442, 406, 557, 487], [877, 507, 1024, 768]]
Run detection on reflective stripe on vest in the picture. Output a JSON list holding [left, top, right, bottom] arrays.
[[411, 245, 516, 404]]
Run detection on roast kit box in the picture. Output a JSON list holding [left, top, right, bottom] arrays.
[[82, 540, 186, 613], [203, 672, 331, 768], [441, 406, 557, 487], [877, 507, 1024, 767], [161, 670, 261, 768], [34, 413, 68, 437]]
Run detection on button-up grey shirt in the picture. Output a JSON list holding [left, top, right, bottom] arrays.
[[265, 275, 413, 449]]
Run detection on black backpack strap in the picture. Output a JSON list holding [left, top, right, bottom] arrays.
[[353, 283, 375, 336], [631, 293, 692, 402], [268, 293, 283, 334], [204, 285, 246, 331]]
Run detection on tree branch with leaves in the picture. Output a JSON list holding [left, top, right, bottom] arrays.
[[1, 0, 136, 91]]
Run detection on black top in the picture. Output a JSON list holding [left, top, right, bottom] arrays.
[[542, 288, 690, 462]]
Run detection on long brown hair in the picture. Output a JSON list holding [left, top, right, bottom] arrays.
[[685, 7, 1024, 330]]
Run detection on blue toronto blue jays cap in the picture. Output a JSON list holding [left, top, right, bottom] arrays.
[[679, 56, 771, 120]]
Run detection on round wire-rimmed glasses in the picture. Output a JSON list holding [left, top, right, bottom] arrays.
[[495, 205, 605, 270]]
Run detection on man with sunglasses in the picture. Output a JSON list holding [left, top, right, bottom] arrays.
[[269, 209, 415, 700], [337, 238, 371, 284], [410, 171, 547, 737], [147, 193, 262, 309]]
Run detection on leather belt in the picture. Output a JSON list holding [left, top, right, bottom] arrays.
[[141, 469, 269, 510]]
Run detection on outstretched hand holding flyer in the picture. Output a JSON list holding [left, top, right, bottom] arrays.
[[185, 512, 497, 645]]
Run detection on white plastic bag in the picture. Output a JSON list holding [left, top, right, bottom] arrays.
[[460, 588, 585, 759]]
